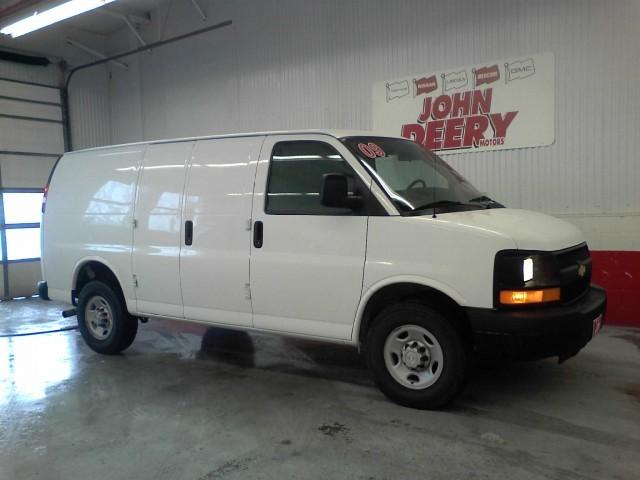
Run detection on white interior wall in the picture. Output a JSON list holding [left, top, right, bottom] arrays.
[[68, 65, 111, 149], [0, 25, 114, 152], [0, 25, 109, 79], [84, 0, 639, 250]]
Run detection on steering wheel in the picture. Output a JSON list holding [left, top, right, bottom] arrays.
[[406, 179, 427, 190]]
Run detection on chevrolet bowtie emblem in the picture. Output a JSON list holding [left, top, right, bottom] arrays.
[[577, 264, 587, 277]]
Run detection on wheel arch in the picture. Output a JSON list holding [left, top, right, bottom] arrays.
[[353, 278, 472, 351], [72, 257, 128, 307]]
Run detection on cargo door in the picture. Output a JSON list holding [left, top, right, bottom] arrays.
[[132, 142, 193, 317], [179, 136, 263, 326]]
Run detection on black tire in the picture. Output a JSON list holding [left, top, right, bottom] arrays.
[[77, 280, 138, 355], [366, 302, 468, 409]]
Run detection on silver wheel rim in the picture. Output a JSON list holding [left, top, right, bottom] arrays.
[[85, 295, 114, 340], [383, 324, 444, 390]]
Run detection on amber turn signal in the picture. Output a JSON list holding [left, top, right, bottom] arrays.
[[499, 287, 561, 305]]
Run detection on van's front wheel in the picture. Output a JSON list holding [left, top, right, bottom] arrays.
[[77, 281, 138, 355], [367, 303, 467, 409]]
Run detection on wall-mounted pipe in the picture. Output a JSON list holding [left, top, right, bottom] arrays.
[[66, 38, 128, 70], [62, 19, 232, 151]]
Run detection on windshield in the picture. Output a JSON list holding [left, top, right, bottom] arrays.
[[342, 137, 499, 214]]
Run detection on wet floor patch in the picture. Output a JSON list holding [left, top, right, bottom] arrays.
[[1, 307, 639, 480], [0, 298, 76, 337]]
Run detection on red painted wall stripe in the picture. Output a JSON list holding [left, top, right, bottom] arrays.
[[591, 251, 640, 327]]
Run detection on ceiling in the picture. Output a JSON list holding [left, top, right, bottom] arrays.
[[0, 0, 163, 36]]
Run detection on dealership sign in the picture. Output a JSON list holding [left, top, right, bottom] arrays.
[[372, 52, 554, 154]]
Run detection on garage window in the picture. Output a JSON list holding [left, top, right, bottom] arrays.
[[0, 75, 63, 299], [1, 189, 44, 262]]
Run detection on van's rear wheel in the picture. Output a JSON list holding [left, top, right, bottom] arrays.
[[77, 280, 138, 354], [367, 303, 467, 409]]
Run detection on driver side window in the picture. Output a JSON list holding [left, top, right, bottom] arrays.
[[265, 141, 360, 215]]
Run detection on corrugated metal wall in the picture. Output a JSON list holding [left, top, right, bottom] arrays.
[[77, 0, 640, 250], [68, 65, 111, 150]]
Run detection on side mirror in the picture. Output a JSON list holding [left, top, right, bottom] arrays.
[[320, 173, 362, 210]]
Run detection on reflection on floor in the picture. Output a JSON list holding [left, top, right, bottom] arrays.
[[1, 298, 639, 480], [149, 318, 369, 386]]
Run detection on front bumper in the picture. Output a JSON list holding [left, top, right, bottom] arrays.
[[466, 285, 606, 361]]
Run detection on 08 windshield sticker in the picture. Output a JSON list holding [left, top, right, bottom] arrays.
[[358, 142, 386, 159]]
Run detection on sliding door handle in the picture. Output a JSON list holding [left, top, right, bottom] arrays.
[[253, 221, 263, 248], [185, 220, 193, 246]]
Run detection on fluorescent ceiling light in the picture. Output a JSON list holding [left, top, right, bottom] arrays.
[[1, 0, 117, 38]]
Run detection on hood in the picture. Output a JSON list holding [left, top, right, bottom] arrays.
[[434, 208, 584, 251]]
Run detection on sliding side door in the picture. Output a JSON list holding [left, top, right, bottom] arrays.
[[179, 136, 263, 327]]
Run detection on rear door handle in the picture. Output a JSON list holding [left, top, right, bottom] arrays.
[[185, 220, 193, 246], [253, 221, 263, 248]]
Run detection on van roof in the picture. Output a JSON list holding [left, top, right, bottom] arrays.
[[68, 129, 402, 154]]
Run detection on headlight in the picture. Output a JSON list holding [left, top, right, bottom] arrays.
[[523, 257, 533, 282], [494, 250, 561, 306]]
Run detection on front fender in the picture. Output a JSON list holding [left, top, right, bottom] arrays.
[[351, 275, 467, 343]]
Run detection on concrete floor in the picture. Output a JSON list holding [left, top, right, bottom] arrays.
[[0, 298, 639, 480]]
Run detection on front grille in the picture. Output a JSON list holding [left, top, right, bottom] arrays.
[[554, 243, 591, 304]]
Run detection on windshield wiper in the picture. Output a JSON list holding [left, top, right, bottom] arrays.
[[468, 195, 494, 203], [413, 200, 463, 210], [468, 195, 503, 209]]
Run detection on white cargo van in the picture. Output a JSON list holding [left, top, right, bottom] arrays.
[[39, 130, 606, 408]]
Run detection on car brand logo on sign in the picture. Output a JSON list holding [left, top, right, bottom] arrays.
[[442, 70, 468, 92], [413, 75, 438, 97], [505, 58, 536, 82], [385, 80, 410, 102], [372, 52, 555, 154], [473, 64, 500, 87]]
